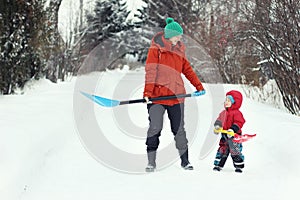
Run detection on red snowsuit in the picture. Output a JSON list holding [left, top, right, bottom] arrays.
[[215, 90, 245, 135], [213, 90, 246, 170]]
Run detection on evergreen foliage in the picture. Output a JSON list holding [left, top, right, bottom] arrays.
[[81, 0, 130, 55], [0, 0, 44, 94]]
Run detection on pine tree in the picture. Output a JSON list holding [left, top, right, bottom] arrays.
[[81, 0, 130, 56], [0, 0, 44, 94], [77, 0, 133, 73]]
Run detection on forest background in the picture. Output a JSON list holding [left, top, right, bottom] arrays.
[[0, 0, 299, 115]]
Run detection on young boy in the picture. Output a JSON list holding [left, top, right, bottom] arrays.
[[213, 90, 245, 173]]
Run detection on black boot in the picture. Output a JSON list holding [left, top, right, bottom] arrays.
[[145, 151, 156, 172], [213, 166, 222, 171], [235, 168, 243, 173], [179, 149, 193, 170]]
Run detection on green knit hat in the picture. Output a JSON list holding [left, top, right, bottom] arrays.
[[164, 17, 183, 39]]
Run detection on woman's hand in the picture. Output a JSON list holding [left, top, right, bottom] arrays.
[[192, 90, 206, 96]]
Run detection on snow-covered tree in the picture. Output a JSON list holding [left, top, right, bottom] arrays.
[[0, 0, 44, 94], [44, 0, 64, 83], [245, 0, 300, 115], [81, 0, 129, 57], [76, 0, 135, 73]]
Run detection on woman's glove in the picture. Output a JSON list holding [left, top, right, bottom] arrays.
[[192, 90, 206, 96]]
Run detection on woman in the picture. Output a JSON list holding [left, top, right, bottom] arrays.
[[143, 17, 205, 172]]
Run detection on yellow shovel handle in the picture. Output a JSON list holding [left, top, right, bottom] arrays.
[[214, 128, 235, 136]]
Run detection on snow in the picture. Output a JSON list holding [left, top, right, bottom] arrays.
[[126, 0, 147, 20], [1, 68, 300, 200], [257, 59, 269, 65], [242, 80, 287, 111]]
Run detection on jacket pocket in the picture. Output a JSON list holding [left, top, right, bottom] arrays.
[[153, 82, 172, 97]]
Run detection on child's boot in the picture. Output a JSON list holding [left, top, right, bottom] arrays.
[[213, 166, 222, 171], [235, 168, 243, 173]]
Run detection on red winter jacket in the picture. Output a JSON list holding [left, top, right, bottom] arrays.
[[143, 32, 204, 106], [215, 90, 246, 135]]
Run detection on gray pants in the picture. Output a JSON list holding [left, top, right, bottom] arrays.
[[146, 103, 189, 166]]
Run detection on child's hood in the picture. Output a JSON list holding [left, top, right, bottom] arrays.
[[226, 90, 243, 110]]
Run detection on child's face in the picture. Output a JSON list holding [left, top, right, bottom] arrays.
[[224, 97, 232, 108]]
